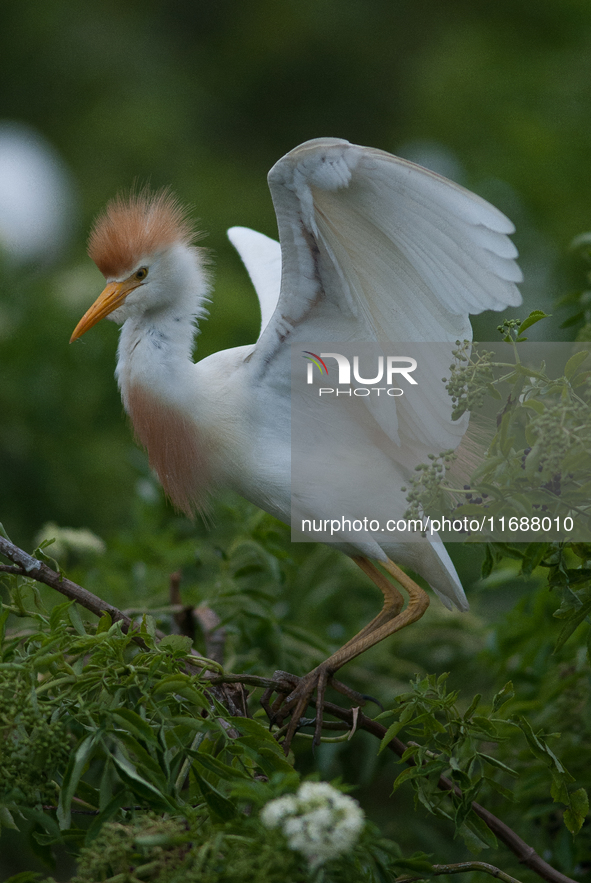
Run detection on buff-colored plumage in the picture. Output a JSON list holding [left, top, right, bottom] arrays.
[[126, 383, 213, 518]]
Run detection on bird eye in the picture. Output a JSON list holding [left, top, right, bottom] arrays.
[[135, 267, 148, 281]]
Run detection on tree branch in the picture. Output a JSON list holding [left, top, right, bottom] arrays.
[[0, 535, 246, 732], [0, 535, 136, 628]]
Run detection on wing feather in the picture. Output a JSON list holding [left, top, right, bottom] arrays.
[[227, 226, 281, 337], [246, 138, 522, 509], [260, 139, 521, 350]]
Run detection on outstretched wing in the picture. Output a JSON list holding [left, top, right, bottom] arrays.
[[257, 137, 521, 353], [227, 226, 281, 338], [249, 138, 522, 457]]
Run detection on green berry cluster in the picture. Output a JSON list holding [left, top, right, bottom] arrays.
[[527, 391, 591, 479], [403, 450, 457, 524], [71, 816, 190, 883], [497, 318, 523, 341], [442, 341, 495, 420]]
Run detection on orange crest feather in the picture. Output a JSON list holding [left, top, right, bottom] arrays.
[[88, 188, 196, 279]]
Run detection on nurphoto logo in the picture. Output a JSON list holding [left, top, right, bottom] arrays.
[[303, 350, 418, 396]]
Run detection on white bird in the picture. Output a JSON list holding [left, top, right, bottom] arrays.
[[71, 138, 522, 749]]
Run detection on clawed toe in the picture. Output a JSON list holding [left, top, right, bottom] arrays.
[[262, 666, 365, 754]]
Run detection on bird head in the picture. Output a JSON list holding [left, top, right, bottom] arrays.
[[70, 188, 206, 342]]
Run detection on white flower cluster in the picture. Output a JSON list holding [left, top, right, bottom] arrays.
[[35, 522, 106, 561], [261, 781, 364, 869]]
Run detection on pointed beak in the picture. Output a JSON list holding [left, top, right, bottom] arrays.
[[70, 278, 140, 342]]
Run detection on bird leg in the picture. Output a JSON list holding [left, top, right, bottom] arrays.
[[265, 556, 429, 754]]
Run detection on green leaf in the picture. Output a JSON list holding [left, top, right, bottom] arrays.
[[460, 810, 498, 851], [564, 349, 589, 380], [478, 753, 518, 777], [112, 708, 159, 745], [158, 634, 194, 655], [379, 720, 405, 753], [463, 693, 481, 721], [49, 600, 72, 631], [96, 612, 112, 634], [560, 311, 585, 329], [481, 545, 495, 579], [519, 310, 551, 334], [470, 716, 498, 737], [392, 855, 435, 874], [191, 768, 236, 821], [0, 523, 12, 541], [554, 597, 591, 652], [0, 805, 19, 831], [564, 787, 589, 835], [152, 676, 209, 709], [57, 732, 101, 829], [571, 370, 591, 387], [2, 873, 43, 883], [68, 604, 86, 637], [110, 745, 176, 809], [492, 681, 514, 712], [112, 732, 168, 790], [520, 544, 550, 577], [0, 606, 9, 644], [188, 750, 250, 782], [483, 776, 517, 803], [84, 789, 131, 845], [520, 398, 545, 414], [392, 762, 445, 793], [517, 717, 573, 779]]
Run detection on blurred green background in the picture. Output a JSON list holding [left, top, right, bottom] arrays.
[[1, 1, 591, 879]]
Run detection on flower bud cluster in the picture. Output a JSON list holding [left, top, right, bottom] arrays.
[[0, 670, 70, 805]]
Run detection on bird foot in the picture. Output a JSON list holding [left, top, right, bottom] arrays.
[[261, 667, 367, 754]]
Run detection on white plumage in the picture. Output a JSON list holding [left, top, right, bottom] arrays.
[[71, 138, 522, 746]]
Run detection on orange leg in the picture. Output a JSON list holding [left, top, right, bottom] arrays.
[[268, 556, 430, 753]]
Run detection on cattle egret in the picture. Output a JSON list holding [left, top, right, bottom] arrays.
[[71, 138, 522, 749]]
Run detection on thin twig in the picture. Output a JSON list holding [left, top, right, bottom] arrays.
[[396, 860, 524, 883]]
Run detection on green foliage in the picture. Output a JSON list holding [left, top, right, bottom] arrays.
[[378, 672, 586, 847], [2, 502, 591, 882], [0, 589, 293, 838], [0, 572, 431, 883], [404, 316, 591, 543], [559, 235, 591, 342], [34, 799, 413, 883], [3, 4, 591, 879]]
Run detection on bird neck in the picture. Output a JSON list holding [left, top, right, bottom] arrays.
[[113, 245, 213, 517], [115, 242, 208, 402]]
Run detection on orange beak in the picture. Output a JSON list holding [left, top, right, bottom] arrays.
[[70, 278, 141, 343]]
